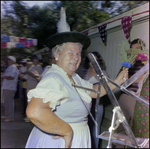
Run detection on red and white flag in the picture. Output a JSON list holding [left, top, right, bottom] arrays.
[[121, 16, 132, 42], [82, 30, 89, 35]]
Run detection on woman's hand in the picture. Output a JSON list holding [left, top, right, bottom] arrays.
[[52, 130, 73, 148], [32, 69, 42, 81], [32, 69, 40, 77], [114, 68, 128, 85], [63, 131, 73, 148], [90, 68, 129, 99], [26, 97, 73, 148]]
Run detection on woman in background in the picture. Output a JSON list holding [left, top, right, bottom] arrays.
[[78, 51, 109, 148]]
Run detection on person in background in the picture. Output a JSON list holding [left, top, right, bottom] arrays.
[[1, 56, 19, 122], [131, 74, 149, 140], [32, 51, 56, 82], [116, 38, 148, 148], [24, 54, 43, 122], [78, 51, 109, 148], [18, 59, 28, 118], [1, 59, 8, 104]]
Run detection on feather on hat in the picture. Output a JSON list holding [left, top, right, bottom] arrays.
[[57, 7, 70, 33], [45, 7, 91, 50]]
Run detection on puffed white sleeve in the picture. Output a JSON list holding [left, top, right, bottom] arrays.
[[27, 76, 69, 111]]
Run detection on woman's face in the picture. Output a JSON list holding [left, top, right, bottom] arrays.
[[56, 42, 81, 76], [131, 43, 142, 50], [7, 59, 13, 66], [32, 58, 39, 65]]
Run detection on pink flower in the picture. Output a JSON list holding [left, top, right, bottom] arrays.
[[146, 113, 148, 116], [143, 88, 145, 90], [139, 107, 141, 109], [139, 129, 141, 132], [145, 95, 149, 99], [144, 129, 146, 131], [137, 53, 148, 61], [141, 114, 144, 117]]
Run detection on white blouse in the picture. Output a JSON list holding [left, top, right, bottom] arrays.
[[27, 64, 93, 111]]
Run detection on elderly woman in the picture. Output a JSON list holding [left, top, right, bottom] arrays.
[[25, 8, 128, 148]]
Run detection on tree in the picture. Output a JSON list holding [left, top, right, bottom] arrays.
[[107, 1, 148, 17], [1, 1, 29, 37], [1, 1, 36, 61]]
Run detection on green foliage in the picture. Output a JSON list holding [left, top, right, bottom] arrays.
[[118, 41, 138, 64], [111, 1, 148, 17]]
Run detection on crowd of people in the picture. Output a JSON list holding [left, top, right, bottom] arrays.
[[1, 51, 58, 123], [1, 7, 149, 148]]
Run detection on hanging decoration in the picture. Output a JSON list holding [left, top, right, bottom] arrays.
[[121, 16, 132, 43], [1, 34, 38, 49], [82, 30, 89, 35], [98, 24, 107, 46], [81, 10, 149, 47]]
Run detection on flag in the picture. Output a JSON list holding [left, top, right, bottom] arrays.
[[121, 16, 132, 42], [1, 42, 7, 48], [1, 35, 10, 42], [98, 24, 107, 46], [16, 43, 25, 48], [10, 36, 16, 42], [33, 39, 38, 46], [19, 37, 26, 43], [82, 30, 89, 35]]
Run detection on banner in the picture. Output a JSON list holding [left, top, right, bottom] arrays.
[[82, 30, 89, 35], [98, 24, 107, 46], [121, 16, 132, 42], [81, 10, 148, 47], [1, 34, 38, 49]]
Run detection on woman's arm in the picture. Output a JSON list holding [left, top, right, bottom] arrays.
[[2, 76, 14, 80], [26, 97, 73, 148], [133, 74, 145, 83], [32, 69, 42, 82], [90, 68, 128, 98]]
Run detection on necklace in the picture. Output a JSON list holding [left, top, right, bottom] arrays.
[[68, 75, 75, 84]]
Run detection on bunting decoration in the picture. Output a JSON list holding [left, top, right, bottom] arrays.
[[81, 10, 148, 48], [98, 24, 107, 46], [1, 34, 38, 49], [82, 30, 89, 35], [121, 16, 132, 42]]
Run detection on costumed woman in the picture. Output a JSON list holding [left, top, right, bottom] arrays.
[[25, 7, 128, 148]]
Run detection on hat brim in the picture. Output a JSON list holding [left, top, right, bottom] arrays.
[[45, 31, 91, 50]]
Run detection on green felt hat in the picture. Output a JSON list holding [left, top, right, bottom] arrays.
[[45, 31, 91, 50]]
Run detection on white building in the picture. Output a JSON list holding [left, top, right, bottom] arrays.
[[83, 2, 149, 79]]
